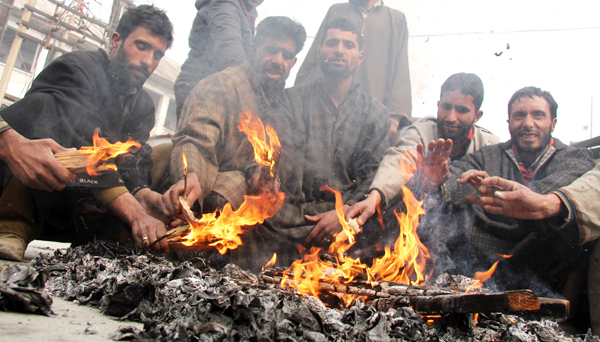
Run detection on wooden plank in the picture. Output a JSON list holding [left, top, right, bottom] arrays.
[[410, 290, 540, 314]]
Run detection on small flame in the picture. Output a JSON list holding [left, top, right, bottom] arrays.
[[422, 314, 441, 325], [238, 111, 281, 177], [182, 151, 188, 175], [466, 254, 512, 293], [263, 253, 277, 271], [322, 185, 358, 244], [79, 130, 141, 175], [473, 313, 479, 326]]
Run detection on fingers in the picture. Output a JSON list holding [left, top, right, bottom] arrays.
[[416, 143, 424, 157], [163, 180, 184, 215], [480, 176, 521, 192], [304, 222, 323, 245], [304, 213, 325, 222]]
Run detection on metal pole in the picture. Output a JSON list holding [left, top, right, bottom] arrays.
[[0, 0, 36, 101]]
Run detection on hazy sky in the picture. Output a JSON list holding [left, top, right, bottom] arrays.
[[137, 0, 600, 144]]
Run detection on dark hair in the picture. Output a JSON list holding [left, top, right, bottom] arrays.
[[254, 16, 307, 55], [115, 5, 174, 49], [440, 73, 484, 111], [508, 86, 558, 119], [321, 18, 363, 49]]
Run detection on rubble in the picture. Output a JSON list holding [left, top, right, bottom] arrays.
[[22, 241, 599, 341]]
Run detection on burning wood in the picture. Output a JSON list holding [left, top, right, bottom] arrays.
[[54, 129, 141, 175]]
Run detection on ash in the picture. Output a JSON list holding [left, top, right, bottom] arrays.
[[25, 241, 598, 342]]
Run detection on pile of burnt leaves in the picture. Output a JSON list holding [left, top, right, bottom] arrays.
[[0, 262, 52, 315], [29, 242, 598, 341]]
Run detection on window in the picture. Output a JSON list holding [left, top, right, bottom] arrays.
[[0, 27, 40, 73]]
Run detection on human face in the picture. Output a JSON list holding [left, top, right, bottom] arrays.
[[437, 90, 483, 141], [252, 37, 297, 89], [508, 95, 557, 156], [110, 26, 167, 89], [317, 28, 364, 81]]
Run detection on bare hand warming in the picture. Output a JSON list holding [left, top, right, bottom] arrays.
[[346, 190, 381, 226], [162, 172, 201, 217], [304, 206, 348, 247], [134, 188, 179, 227], [417, 139, 453, 192], [466, 176, 564, 220], [0, 129, 75, 191]]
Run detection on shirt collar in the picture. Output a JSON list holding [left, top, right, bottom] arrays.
[[360, 0, 383, 16]]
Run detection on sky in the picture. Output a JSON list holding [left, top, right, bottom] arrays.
[[134, 0, 600, 145]]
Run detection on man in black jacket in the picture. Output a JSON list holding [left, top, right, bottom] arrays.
[[0, 5, 174, 260]]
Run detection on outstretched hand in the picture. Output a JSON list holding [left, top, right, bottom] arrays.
[[162, 172, 202, 218], [346, 190, 381, 226], [0, 129, 75, 191], [304, 206, 348, 247], [466, 176, 564, 220], [417, 139, 453, 192]]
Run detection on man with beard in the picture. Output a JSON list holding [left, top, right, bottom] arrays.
[[229, 18, 390, 271], [347, 73, 499, 227], [415, 87, 595, 312], [0, 5, 174, 260], [295, 0, 412, 142], [163, 17, 306, 222], [174, 0, 264, 119]]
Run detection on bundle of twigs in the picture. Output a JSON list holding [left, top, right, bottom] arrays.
[[54, 150, 115, 174]]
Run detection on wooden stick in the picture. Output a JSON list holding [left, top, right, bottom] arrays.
[[55, 150, 114, 173]]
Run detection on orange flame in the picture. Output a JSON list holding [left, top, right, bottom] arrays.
[[263, 253, 277, 271], [281, 185, 431, 306], [369, 186, 431, 284], [79, 130, 141, 175], [182, 151, 188, 176], [238, 111, 281, 177], [466, 254, 512, 293], [180, 112, 286, 254], [322, 185, 358, 244]]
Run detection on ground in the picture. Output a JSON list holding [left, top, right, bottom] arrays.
[[0, 241, 143, 342]]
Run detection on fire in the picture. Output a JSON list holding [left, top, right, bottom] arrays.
[[422, 314, 441, 325], [179, 112, 286, 254], [78, 129, 141, 175], [466, 254, 512, 293], [281, 185, 431, 306], [322, 185, 358, 244], [182, 151, 188, 175], [238, 110, 281, 177], [369, 186, 431, 284], [263, 253, 277, 271]]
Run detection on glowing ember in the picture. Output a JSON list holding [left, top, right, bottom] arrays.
[[178, 112, 286, 254], [238, 110, 281, 177], [473, 313, 479, 326], [466, 254, 512, 293], [369, 185, 431, 284], [263, 253, 277, 271], [422, 314, 441, 325]]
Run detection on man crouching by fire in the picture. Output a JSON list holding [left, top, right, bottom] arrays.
[[416, 86, 595, 329], [0, 5, 175, 261], [226, 18, 391, 272]]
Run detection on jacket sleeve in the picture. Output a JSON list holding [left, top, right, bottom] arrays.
[[370, 123, 427, 203], [208, 0, 252, 71], [383, 11, 412, 117], [527, 147, 595, 195]]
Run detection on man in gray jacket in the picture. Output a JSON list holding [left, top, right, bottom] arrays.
[[174, 0, 264, 118], [347, 73, 499, 225]]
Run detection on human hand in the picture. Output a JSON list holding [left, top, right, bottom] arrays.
[[245, 162, 280, 195], [457, 170, 491, 191], [134, 188, 180, 226], [162, 172, 201, 217], [417, 139, 453, 192], [304, 207, 348, 247], [466, 176, 563, 220], [0, 129, 75, 191], [346, 190, 381, 226]]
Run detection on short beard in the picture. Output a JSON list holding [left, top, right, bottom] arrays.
[[320, 60, 354, 81], [512, 131, 553, 157], [438, 119, 474, 141], [108, 47, 148, 94]]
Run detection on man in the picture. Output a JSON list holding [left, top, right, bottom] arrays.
[[0, 5, 174, 261], [295, 0, 412, 139], [347, 73, 499, 226], [417, 86, 595, 294], [174, 0, 264, 118], [231, 18, 390, 272], [469, 165, 600, 334], [163, 17, 306, 219]]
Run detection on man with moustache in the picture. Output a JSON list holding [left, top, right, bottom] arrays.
[[295, 0, 412, 142], [174, 0, 264, 119], [347, 73, 499, 227], [229, 18, 390, 271], [416, 86, 595, 298], [163, 17, 306, 222], [0, 5, 174, 261]]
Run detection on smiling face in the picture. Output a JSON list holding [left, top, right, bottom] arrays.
[[317, 28, 363, 81], [110, 26, 166, 90], [437, 89, 483, 141], [252, 36, 297, 89], [508, 95, 557, 157]]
